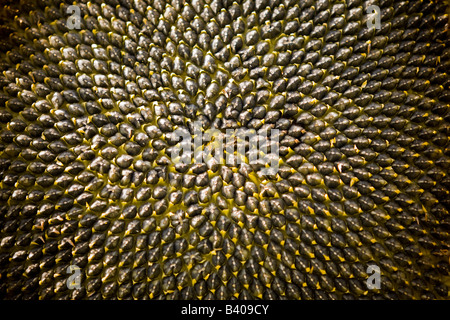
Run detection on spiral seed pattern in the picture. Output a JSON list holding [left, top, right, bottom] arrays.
[[0, 0, 449, 300]]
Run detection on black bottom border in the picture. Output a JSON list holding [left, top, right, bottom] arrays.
[[0, 300, 444, 318]]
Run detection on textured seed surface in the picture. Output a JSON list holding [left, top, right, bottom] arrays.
[[0, 0, 450, 300]]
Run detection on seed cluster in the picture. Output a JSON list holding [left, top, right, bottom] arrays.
[[0, 0, 449, 300]]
